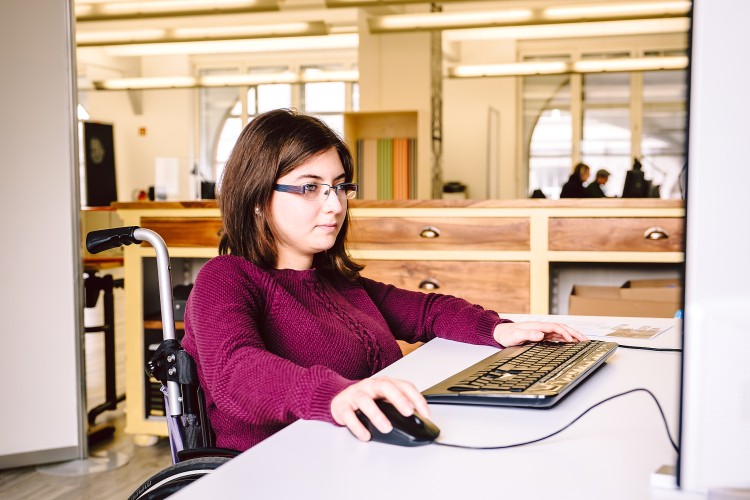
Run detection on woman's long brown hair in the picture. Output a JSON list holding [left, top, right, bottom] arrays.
[[218, 108, 363, 280]]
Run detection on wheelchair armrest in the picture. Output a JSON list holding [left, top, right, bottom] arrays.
[[177, 447, 240, 462]]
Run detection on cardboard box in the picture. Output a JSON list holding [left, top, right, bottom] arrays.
[[569, 278, 681, 318]]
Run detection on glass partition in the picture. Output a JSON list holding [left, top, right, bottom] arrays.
[[581, 72, 631, 197]]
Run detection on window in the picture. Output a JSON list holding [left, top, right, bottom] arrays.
[[201, 65, 357, 189], [581, 72, 631, 197], [524, 75, 572, 199], [304, 81, 345, 134], [524, 49, 687, 199], [641, 70, 687, 198]]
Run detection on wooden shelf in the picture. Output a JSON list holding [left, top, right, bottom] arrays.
[[343, 111, 423, 200], [144, 314, 184, 330]]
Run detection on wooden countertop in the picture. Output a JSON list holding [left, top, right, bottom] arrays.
[[113, 199, 683, 210]]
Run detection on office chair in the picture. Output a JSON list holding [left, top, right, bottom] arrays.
[[86, 227, 239, 500]]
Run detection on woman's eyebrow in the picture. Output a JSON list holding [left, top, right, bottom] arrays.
[[293, 173, 323, 182], [290, 172, 347, 183]]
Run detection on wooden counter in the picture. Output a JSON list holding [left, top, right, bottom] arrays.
[[115, 198, 684, 438]]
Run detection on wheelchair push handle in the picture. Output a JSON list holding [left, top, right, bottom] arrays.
[[86, 226, 141, 254], [86, 226, 183, 417], [86, 227, 176, 340]]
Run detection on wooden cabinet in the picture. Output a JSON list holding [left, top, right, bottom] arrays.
[[141, 217, 222, 248], [349, 217, 529, 251], [549, 217, 684, 252], [349, 214, 531, 313], [360, 260, 530, 313], [114, 199, 684, 438]]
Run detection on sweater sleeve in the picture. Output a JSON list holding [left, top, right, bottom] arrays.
[[183, 258, 356, 429], [359, 277, 512, 347]]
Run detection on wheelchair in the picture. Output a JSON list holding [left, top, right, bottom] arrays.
[[86, 227, 239, 500]]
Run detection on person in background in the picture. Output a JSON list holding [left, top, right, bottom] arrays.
[[585, 169, 611, 198], [622, 158, 649, 198], [181, 108, 587, 453], [560, 162, 591, 198], [530, 188, 546, 198]]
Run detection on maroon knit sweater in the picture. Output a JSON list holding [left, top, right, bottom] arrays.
[[182, 255, 509, 452]]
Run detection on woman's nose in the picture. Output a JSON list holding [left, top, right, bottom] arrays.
[[322, 188, 344, 212]]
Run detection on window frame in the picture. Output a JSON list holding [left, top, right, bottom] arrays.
[[195, 60, 358, 184], [518, 33, 689, 198]]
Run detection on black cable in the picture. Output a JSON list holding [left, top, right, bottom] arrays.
[[617, 344, 682, 352], [433, 388, 679, 452]]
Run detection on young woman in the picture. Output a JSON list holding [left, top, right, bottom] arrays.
[[182, 109, 586, 452]]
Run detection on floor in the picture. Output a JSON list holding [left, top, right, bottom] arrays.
[[0, 407, 172, 500], [0, 267, 173, 499]]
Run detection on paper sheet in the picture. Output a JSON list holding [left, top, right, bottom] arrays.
[[501, 314, 674, 340]]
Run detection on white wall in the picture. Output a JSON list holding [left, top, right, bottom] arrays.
[[443, 39, 520, 199], [0, 0, 84, 467], [444, 77, 519, 199], [80, 56, 195, 202]]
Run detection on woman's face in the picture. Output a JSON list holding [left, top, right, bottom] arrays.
[[270, 148, 348, 270], [580, 167, 590, 181]]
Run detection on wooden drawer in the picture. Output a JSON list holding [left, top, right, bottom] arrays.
[[360, 260, 530, 314], [349, 217, 529, 251], [549, 217, 684, 252], [141, 217, 222, 247]]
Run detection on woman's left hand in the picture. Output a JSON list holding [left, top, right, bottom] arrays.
[[493, 321, 588, 348]]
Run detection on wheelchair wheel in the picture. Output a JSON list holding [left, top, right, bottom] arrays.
[[128, 456, 231, 500]]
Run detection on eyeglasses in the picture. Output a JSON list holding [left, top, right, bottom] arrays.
[[274, 182, 358, 201]]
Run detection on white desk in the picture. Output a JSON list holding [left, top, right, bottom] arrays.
[[172, 316, 694, 500]]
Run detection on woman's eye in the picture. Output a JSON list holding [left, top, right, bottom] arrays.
[[303, 183, 319, 192]]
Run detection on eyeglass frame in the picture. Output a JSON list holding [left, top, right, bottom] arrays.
[[274, 182, 358, 201]]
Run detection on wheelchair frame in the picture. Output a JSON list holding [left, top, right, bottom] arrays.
[[86, 227, 238, 500]]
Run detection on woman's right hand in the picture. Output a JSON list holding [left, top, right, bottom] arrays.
[[330, 376, 430, 441]]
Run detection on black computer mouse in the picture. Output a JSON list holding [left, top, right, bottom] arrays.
[[353, 399, 440, 447]]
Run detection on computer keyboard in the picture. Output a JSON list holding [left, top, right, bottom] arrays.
[[423, 340, 618, 408]]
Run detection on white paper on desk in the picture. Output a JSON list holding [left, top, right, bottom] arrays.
[[501, 314, 674, 340]]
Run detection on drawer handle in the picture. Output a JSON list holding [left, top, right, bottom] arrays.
[[419, 226, 441, 239], [644, 227, 669, 240], [418, 278, 440, 291]]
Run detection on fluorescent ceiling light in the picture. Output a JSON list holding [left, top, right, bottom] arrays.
[[76, 21, 328, 46], [92, 33, 359, 56], [75, 0, 278, 21], [173, 22, 321, 38], [76, 29, 167, 45], [370, 9, 533, 32], [544, 1, 691, 20], [94, 76, 199, 90], [326, 0, 498, 7], [91, 69, 360, 90], [451, 61, 569, 78], [449, 55, 688, 78], [442, 18, 689, 42], [369, 1, 689, 33], [572, 55, 688, 72]]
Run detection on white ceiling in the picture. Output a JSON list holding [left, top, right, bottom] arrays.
[[73, 0, 690, 68]]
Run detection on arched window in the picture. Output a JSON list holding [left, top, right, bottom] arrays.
[[524, 52, 687, 199], [200, 65, 358, 190], [524, 75, 572, 199]]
